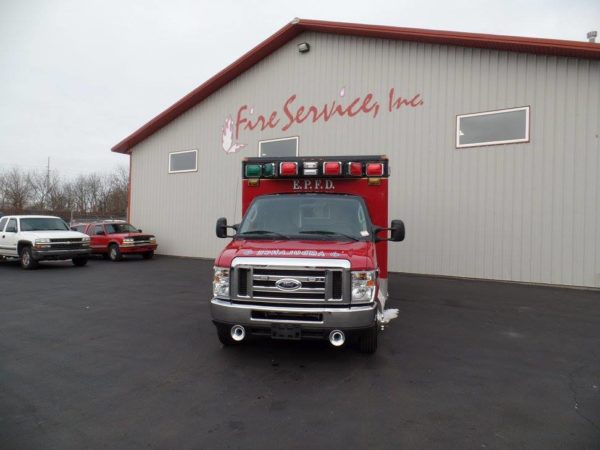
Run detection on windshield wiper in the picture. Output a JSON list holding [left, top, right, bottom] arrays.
[[299, 230, 359, 241], [238, 230, 289, 239]]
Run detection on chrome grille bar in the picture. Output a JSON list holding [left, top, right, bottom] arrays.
[[231, 257, 350, 304]]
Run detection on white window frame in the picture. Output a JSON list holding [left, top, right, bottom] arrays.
[[168, 149, 198, 174], [258, 136, 299, 157], [456, 106, 530, 149]]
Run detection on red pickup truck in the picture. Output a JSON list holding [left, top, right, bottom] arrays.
[[72, 221, 157, 261]]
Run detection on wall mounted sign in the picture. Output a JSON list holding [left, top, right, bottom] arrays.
[[221, 87, 424, 154]]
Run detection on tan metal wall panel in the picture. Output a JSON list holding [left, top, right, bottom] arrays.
[[129, 31, 600, 287]]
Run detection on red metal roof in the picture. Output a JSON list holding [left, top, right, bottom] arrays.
[[112, 18, 600, 154]]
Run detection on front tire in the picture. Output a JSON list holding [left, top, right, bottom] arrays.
[[108, 244, 122, 262], [20, 246, 38, 270], [142, 251, 154, 260], [358, 324, 378, 354], [72, 257, 88, 267]]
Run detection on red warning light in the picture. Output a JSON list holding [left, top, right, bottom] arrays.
[[366, 163, 384, 176], [323, 161, 342, 176], [348, 162, 363, 176], [279, 162, 298, 176]]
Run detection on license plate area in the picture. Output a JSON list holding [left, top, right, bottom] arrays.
[[271, 324, 301, 340]]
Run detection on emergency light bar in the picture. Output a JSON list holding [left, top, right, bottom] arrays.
[[242, 155, 389, 179]]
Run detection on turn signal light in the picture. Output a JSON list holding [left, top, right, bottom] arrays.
[[348, 162, 363, 176], [366, 163, 384, 176], [323, 161, 342, 175], [279, 162, 298, 176]]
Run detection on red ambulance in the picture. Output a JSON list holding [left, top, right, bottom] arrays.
[[211, 155, 404, 353]]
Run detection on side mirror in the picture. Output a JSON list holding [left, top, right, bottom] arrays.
[[70, 226, 77, 231], [138, 229, 143, 232], [97, 231, 106, 236], [374, 219, 405, 242], [216, 217, 238, 238], [389, 219, 405, 242]]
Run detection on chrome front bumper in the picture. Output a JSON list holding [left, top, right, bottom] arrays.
[[210, 298, 377, 330], [32, 248, 91, 260]]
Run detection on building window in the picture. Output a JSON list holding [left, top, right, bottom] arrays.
[[169, 150, 198, 173], [258, 137, 299, 157], [456, 106, 530, 148]]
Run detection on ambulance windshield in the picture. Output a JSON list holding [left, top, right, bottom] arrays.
[[237, 194, 371, 241]]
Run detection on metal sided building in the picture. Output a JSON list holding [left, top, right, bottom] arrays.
[[112, 19, 600, 288]]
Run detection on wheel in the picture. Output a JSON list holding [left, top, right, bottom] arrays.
[[108, 244, 122, 262], [217, 326, 239, 346], [72, 257, 88, 267], [358, 324, 378, 354], [20, 246, 39, 270], [142, 251, 154, 260]]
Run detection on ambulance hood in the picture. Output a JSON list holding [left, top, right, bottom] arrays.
[[215, 239, 377, 271]]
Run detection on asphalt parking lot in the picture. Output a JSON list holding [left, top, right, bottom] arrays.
[[1, 256, 599, 449]]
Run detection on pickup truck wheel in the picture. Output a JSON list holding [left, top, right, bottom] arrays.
[[142, 251, 154, 260], [108, 244, 122, 262], [358, 324, 378, 354], [20, 246, 39, 270], [72, 257, 88, 267], [217, 326, 239, 346]]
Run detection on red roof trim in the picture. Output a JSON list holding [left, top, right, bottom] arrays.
[[112, 18, 600, 154]]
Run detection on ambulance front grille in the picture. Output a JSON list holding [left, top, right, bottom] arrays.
[[233, 266, 346, 304]]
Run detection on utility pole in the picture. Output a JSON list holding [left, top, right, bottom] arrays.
[[45, 157, 50, 209]]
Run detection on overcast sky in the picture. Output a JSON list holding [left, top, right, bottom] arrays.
[[1, 0, 598, 177]]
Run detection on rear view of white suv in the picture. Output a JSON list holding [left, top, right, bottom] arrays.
[[0, 215, 91, 270]]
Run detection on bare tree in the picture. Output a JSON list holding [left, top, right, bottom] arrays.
[[27, 170, 61, 210], [0, 165, 129, 216], [47, 172, 72, 211], [105, 166, 128, 213], [0, 170, 6, 210], [68, 175, 90, 213], [2, 168, 32, 210]]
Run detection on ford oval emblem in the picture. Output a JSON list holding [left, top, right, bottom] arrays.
[[275, 278, 302, 291]]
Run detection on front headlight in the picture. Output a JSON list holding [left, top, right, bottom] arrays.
[[82, 236, 90, 242], [34, 238, 51, 249], [213, 267, 230, 298], [351, 270, 377, 304], [149, 237, 156, 242]]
